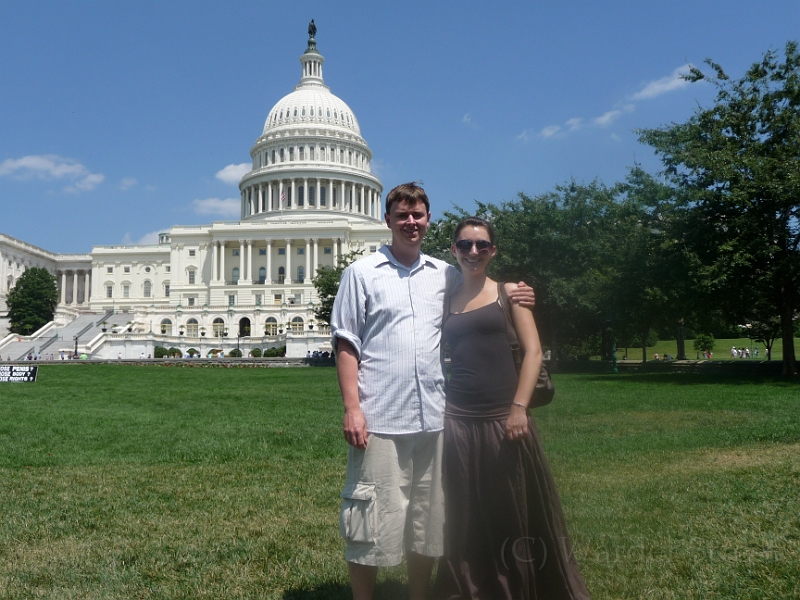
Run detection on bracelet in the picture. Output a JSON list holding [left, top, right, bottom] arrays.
[[512, 401, 528, 409]]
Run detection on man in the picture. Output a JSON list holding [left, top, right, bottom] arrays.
[[331, 182, 534, 600]]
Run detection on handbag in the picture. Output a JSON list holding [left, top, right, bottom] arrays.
[[497, 281, 555, 408]]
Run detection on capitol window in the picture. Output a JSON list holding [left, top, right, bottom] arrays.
[[289, 147, 294, 161], [272, 150, 276, 163], [273, 294, 282, 305], [290, 316, 304, 332], [265, 317, 277, 334], [106, 284, 113, 298], [160, 319, 172, 335], [259, 248, 266, 256], [106, 266, 113, 274], [188, 249, 196, 257], [302, 107, 305, 116], [186, 318, 198, 335], [297, 247, 304, 255], [232, 249, 239, 256], [188, 270, 196, 284], [324, 247, 331, 254], [278, 248, 285, 255], [299, 147, 304, 160], [293, 108, 297, 117], [143, 280, 152, 298], [228, 294, 236, 306], [310, 107, 314, 116], [213, 318, 225, 337], [124, 266, 131, 274], [188, 297, 195, 307], [164, 283, 170, 297], [327, 109, 330, 117], [280, 149, 285, 162], [232, 268, 239, 284], [123, 284, 130, 298]]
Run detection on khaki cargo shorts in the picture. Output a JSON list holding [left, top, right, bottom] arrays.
[[340, 430, 444, 566]]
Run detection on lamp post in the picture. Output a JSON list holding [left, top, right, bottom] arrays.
[[73, 335, 78, 358]]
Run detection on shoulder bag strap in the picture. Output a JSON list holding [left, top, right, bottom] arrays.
[[497, 281, 523, 371]]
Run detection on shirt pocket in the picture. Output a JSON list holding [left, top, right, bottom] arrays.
[[340, 483, 377, 543]]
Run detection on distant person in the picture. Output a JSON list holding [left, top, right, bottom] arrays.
[[731, 346, 737, 358]]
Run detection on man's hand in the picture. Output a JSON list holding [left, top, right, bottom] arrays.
[[343, 407, 369, 449], [508, 281, 536, 308]]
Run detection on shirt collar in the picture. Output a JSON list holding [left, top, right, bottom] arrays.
[[376, 245, 438, 273]]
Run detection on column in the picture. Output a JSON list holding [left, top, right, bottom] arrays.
[[291, 178, 296, 210], [304, 177, 309, 209], [84, 270, 91, 304], [340, 180, 346, 212], [238, 240, 245, 283], [72, 271, 78, 305], [60, 271, 66, 304], [219, 241, 226, 283], [305, 239, 311, 282], [279, 181, 285, 210], [266, 240, 273, 284], [333, 238, 339, 267], [312, 238, 319, 274], [258, 185, 264, 213], [212, 241, 218, 282], [359, 185, 364, 215], [268, 182, 273, 212], [316, 179, 321, 210], [285, 239, 292, 283], [248, 240, 253, 281]]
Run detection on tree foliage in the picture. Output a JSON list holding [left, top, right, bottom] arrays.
[[6, 267, 58, 335], [311, 250, 363, 325], [638, 41, 800, 374]]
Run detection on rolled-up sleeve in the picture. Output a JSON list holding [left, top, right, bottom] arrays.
[[330, 265, 366, 360]]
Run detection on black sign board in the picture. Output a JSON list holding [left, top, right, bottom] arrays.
[[0, 365, 38, 383]]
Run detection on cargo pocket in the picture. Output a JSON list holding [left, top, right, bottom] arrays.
[[340, 483, 377, 543]]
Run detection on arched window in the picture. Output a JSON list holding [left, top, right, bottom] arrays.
[[297, 266, 305, 283], [298, 186, 304, 206], [290, 316, 304, 333], [232, 267, 239, 284], [264, 317, 277, 335], [309, 186, 315, 205], [143, 280, 152, 298], [278, 266, 285, 284], [320, 186, 327, 206], [258, 266, 266, 284], [213, 318, 225, 337], [272, 150, 276, 163], [160, 319, 172, 335], [186, 319, 199, 337]]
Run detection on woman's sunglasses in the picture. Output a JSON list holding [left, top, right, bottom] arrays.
[[454, 239, 493, 254]]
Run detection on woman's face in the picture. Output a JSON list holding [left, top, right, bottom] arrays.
[[451, 225, 496, 274]]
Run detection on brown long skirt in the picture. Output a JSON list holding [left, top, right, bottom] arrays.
[[433, 408, 591, 600]]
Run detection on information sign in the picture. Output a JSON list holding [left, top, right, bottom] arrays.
[[0, 365, 39, 383]]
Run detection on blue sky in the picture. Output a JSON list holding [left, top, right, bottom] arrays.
[[2, 0, 798, 253]]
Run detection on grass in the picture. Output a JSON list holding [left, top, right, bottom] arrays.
[[619, 337, 800, 362], [1, 364, 799, 599]]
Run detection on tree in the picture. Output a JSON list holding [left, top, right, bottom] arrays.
[[6, 267, 58, 335], [693, 333, 715, 356], [311, 250, 363, 325], [638, 41, 800, 375]]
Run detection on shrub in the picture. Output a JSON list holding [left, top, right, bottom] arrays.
[[154, 346, 169, 358], [228, 348, 243, 358], [168, 347, 182, 358], [264, 345, 287, 357], [186, 348, 199, 357], [249, 348, 262, 358]]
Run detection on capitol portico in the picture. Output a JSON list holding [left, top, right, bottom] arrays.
[[0, 29, 389, 359]]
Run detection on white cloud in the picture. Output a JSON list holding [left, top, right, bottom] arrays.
[[120, 177, 138, 190], [0, 154, 104, 193], [192, 197, 240, 218], [540, 125, 562, 138], [369, 158, 388, 179], [593, 110, 622, 127], [215, 163, 250, 185], [121, 230, 163, 245], [462, 113, 471, 124], [565, 117, 583, 131], [630, 65, 693, 101], [516, 129, 533, 143]]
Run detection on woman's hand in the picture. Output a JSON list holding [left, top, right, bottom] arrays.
[[506, 404, 529, 441]]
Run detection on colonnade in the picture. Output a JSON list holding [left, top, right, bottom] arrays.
[[57, 269, 91, 306], [210, 237, 348, 285], [241, 178, 381, 219]]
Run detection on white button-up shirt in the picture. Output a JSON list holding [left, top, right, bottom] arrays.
[[331, 246, 460, 434]]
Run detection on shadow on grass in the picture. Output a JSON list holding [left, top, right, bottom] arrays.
[[283, 581, 407, 599], [576, 371, 800, 387]]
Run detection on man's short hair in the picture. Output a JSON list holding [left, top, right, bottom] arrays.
[[385, 182, 430, 215]]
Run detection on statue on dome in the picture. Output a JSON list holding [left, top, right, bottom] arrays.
[[308, 19, 317, 40]]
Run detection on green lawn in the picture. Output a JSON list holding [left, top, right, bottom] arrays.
[[619, 337, 800, 362], [1, 365, 799, 599]]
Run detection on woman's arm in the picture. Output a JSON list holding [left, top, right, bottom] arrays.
[[504, 282, 544, 441]]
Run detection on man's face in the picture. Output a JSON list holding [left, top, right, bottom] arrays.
[[385, 200, 430, 248]]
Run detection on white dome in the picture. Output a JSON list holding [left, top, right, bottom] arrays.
[[263, 87, 361, 136]]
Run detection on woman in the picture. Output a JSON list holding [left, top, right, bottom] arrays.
[[434, 217, 590, 600]]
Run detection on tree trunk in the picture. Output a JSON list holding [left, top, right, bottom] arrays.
[[676, 319, 686, 360], [780, 295, 797, 375]]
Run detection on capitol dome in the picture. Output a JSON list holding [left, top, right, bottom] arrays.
[[239, 32, 382, 222]]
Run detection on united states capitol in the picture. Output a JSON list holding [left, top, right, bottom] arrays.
[[0, 30, 387, 359]]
